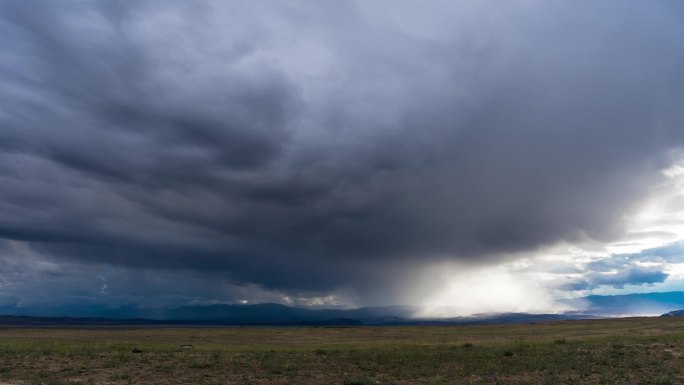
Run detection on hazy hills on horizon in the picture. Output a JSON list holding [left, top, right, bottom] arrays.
[[0, 291, 683, 325]]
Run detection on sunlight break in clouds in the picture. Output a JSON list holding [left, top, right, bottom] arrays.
[[417, 266, 571, 317], [417, 158, 684, 317]]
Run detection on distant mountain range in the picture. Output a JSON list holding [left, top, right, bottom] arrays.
[[0, 291, 683, 326], [0, 303, 591, 326], [661, 310, 684, 317], [0, 310, 593, 327], [0, 303, 419, 324], [561, 291, 684, 316]]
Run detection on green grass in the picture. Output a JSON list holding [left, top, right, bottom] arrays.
[[0, 317, 682, 384]]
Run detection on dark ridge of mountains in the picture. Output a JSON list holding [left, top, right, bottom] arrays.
[[0, 312, 595, 327], [0, 315, 364, 327], [562, 291, 684, 316], [2, 290, 684, 326], [0, 302, 599, 326], [0, 315, 164, 326], [0, 303, 419, 325], [660, 310, 684, 317], [162, 303, 419, 324]]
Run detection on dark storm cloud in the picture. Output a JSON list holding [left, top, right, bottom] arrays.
[[2, 0, 684, 302]]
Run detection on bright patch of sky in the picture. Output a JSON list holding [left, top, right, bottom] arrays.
[[419, 159, 684, 316]]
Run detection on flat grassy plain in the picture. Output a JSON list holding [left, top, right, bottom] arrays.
[[0, 317, 683, 384]]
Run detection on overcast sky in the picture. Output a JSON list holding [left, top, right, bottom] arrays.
[[2, 0, 684, 315]]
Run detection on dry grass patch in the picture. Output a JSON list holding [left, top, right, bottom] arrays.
[[0, 317, 682, 384]]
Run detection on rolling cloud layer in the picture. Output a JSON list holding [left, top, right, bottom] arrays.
[[1, 0, 684, 308]]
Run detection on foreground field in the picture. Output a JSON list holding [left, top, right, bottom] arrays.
[[0, 317, 683, 384]]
